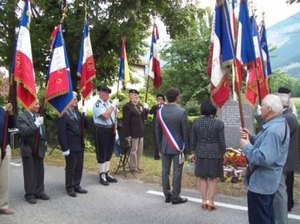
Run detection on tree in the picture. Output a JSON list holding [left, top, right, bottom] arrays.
[[0, 0, 206, 96], [160, 4, 211, 107]]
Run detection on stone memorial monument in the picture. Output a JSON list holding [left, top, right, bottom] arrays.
[[217, 99, 254, 148]]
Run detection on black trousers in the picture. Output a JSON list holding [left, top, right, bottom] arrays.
[[22, 156, 45, 199], [94, 126, 115, 163], [247, 191, 275, 224], [151, 122, 160, 159], [285, 171, 294, 210], [65, 151, 84, 191]]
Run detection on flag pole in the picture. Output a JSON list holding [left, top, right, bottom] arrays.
[[114, 37, 123, 131], [145, 76, 150, 103], [222, 0, 245, 128], [80, 4, 88, 144]]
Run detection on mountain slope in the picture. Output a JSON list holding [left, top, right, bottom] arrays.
[[267, 11, 300, 77]]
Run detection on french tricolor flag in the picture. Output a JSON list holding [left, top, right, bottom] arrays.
[[149, 24, 162, 89], [260, 22, 272, 76], [207, 0, 235, 109], [45, 24, 73, 116], [235, 0, 256, 106], [12, 0, 37, 110], [245, 16, 269, 106], [77, 16, 96, 99]]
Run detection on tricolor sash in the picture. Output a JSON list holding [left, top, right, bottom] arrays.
[[157, 107, 185, 153]]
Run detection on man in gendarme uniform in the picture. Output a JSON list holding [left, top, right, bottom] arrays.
[[93, 86, 119, 186]]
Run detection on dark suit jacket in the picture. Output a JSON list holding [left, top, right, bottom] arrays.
[[155, 103, 189, 155], [16, 111, 47, 158], [282, 110, 299, 172], [57, 109, 88, 152], [0, 107, 15, 148], [122, 102, 147, 138]]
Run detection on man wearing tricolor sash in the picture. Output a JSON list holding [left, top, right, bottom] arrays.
[[156, 88, 189, 204]]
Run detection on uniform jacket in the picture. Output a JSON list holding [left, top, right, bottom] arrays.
[[16, 111, 47, 158], [122, 102, 147, 138], [0, 107, 15, 148], [282, 110, 299, 172], [155, 103, 189, 155], [57, 109, 88, 153], [191, 116, 226, 159]]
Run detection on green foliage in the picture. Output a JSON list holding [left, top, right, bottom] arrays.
[[269, 69, 300, 97], [185, 100, 200, 116], [160, 6, 211, 107]]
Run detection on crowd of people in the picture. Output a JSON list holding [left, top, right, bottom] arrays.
[[0, 86, 299, 224]]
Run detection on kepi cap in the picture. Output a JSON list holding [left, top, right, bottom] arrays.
[[129, 89, 139, 94], [278, 87, 291, 94], [97, 86, 111, 93]]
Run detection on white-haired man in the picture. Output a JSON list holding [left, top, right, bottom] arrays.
[[240, 94, 290, 224]]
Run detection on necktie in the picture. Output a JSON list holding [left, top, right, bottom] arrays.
[[72, 110, 78, 120]]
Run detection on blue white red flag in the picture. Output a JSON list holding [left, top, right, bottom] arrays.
[[12, 0, 37, 110], [260, 22, 272, 76], [207, 0, 235, 108], [77, 16, 96, 99], [235, 0, 256, 104], [245, 16, 269, 106], [118, 39, 130, 83], [45, 24, 73, 116], [149, 24, 162, 89], [236, 0, 256, 65]]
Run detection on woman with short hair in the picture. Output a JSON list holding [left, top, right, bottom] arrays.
[[191, 99, 226, 211]]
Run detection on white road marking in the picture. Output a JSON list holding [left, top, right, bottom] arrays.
[[10, 162, 22, 167], [146, 190, 300, 221]]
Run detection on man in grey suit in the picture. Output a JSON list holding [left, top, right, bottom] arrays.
[[273, 93, 299, 224], [155, 87, 189, 204], [16, 99, 49, 204]]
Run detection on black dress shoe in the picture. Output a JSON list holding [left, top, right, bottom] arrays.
[[26, 197, 37, 204], [172, 197, 188, 205], [106, 172, 118, 183], [67, 191, 77, 197], [165, 195, 171, 203], [36, 193, 50, 200], [74, 186, 88, 194], [100, 173, 109, 186]]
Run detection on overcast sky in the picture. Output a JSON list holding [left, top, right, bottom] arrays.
[[200, 0, 300, 27]]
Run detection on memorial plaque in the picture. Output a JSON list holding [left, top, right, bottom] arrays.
[[217, 100, 254, 148]]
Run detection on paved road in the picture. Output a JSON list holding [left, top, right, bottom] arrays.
[[1, 159, 300, 224]]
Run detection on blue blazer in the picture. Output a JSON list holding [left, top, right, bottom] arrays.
[[57, 109, 88, 152]]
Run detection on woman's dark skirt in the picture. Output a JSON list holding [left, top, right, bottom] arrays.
[[195, 158, 224, 178]]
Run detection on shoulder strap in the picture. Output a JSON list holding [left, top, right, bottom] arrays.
[[282, 121, 288, 145]]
